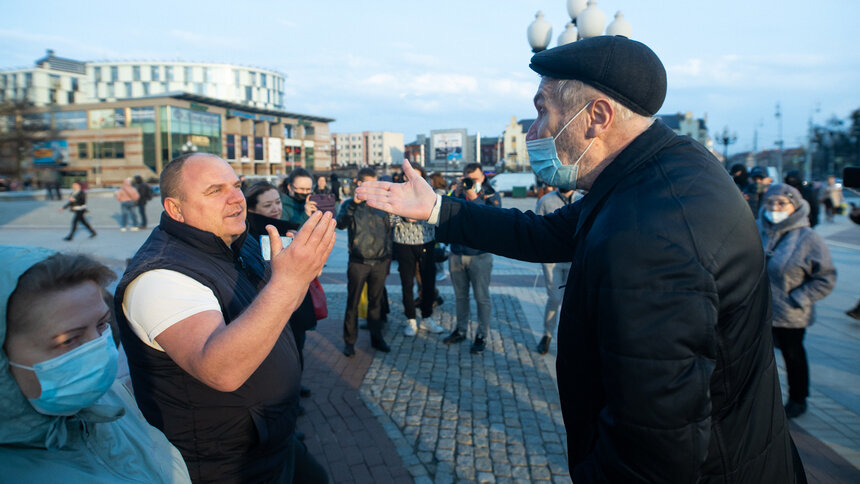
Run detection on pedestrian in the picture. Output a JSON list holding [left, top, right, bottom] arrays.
[[784, 170, 820, 227], [0, 247, 191, 483], [758, 184, 836, 418], [394, 163, 446, 337], [280, 168, 317, 225], [729, 163, 759, 215], [115, 153, 332, 483], [335, 167, 393, 357], [330, 173, 341, 202], [115, 178, 140, 231], [245, 180, 316, 411], [58, 181, 96, 240], [822, 175, 844, 222], [442, 163, 500, 355], [133, 175, 153, 229], [356, 36, 803, 481], [534, 186, 581, 354], [315, 175, 331, 195], [748, 166, 770, 217]]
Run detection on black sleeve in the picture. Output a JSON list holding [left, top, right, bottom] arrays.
[[435, 196, 579, 263]]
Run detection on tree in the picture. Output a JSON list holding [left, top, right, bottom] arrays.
[[0, 100, 56, 181]]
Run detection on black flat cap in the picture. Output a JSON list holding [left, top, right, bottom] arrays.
[[530, 35, 667, 116]]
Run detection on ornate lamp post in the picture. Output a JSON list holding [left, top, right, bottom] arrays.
[[716, 127, 738, 169], [528, 0, 633, 53]]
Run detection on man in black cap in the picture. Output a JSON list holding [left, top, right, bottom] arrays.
[[356, 35, 801, 482]]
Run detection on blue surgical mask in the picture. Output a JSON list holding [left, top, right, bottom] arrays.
[[527, 101, 594, 190], [764, 210, 790, 225], [9, 331, 118, 416]]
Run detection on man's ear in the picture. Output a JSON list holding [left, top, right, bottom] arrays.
[[586, 98, 614, 138], [164, 197, 183, 222]]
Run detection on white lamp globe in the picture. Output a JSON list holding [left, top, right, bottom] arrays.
[[558, 22, 579, 46], [527, 11, 553, 53], [567, 0, 588, 21], [606, 11, 633, 37], [577, 0, 606, 39]]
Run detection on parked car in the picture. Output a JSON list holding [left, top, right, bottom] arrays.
[[488, 172, 536, 195]]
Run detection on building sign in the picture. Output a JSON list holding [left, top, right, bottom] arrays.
[[226, 109, 281, 124], [433, 132, 463, 161], [89, 109, 126, 129], [33, 140, 69, 165], [267, 138, 283, 164], [189, 102, 209, 111]]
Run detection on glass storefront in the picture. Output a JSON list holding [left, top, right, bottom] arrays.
[[159, 105, 222, 161], [129, 107, 156, 173]]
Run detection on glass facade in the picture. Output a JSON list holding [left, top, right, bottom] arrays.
[[93, 141, 125, 159], [54, 110, 88, 130], [160, 106, 221, 160], [130, 107, 157, 172]]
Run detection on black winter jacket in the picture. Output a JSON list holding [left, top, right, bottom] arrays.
[[336, 198, 392, 264], [436, 120, 798, 482], [115, 213, 302, 483]]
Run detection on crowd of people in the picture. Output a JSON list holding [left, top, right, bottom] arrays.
[[3, 34, 859, 483]]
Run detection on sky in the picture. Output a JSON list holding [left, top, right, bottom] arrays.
[[1, 0, 858, 157]]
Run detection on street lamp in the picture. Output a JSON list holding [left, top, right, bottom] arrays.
[[528, 0, 633, 53], [182, 140, 198, 153], [716, 127, 738, 169]]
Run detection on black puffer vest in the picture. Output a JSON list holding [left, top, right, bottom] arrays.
[[115, 212, 301, 483]]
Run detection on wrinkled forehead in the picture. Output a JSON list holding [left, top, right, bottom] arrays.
[[291, 176, 313, 189], [181, 156, 237, 191]]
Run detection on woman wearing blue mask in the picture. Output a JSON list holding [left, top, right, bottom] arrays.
[[757, 184, 836, 419], [0, 246, 190, 482]]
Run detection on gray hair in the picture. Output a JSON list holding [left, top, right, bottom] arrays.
[[552, 78, 640, 122]]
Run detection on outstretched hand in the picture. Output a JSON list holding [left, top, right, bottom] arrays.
[[355, 160, 437, 220]]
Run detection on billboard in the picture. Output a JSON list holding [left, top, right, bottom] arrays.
[[433, 132, 463, 161], [33, 140, 69, 165]]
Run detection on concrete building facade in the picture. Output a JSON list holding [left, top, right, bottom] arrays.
[[1, 50, 286, 111], [1, 93, 333, 186], [331, 131, 404, 167]]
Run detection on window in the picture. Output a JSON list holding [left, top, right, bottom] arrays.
[[234, 69, 240, 85], [125, 82, 132, 97], [260, 73, 266, 87], [245, 86, 252, 101], [142, 82, 149, 96], [71, 78, 79, 91], [67, 92, 74, 103], [25, 72, 32, 87], [107, 84, 114, 98], [184, 66, 192, 82], [250, 72, 256, 84], [254, 137, 264, 160], [204, 67, 211, 83], [151, 65, 160, 81], [94, 66, 101, 81], [92, 141, 125, 159], [133, 66, 140, 81], [166, 66, 174, 81], [77, 142, 89, 159], [226, 134, 235, 159], [54, 111, 88, 130], [111, 66, 118, 81], [241, 136, 249, 157], [304, 125, 315, 136]]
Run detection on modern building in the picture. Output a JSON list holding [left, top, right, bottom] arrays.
[[1, 50, 286, 111], [331, 131, 404, 167], [0, 92, 333, 186]]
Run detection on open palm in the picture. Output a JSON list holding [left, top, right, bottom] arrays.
[[355, 161, 438, 220]]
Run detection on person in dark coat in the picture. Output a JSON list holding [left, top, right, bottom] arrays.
[[784, 170, 820, 227], [133, 175, 153, 229], [59, 181, 96, 240], [356, 36, 802, 483]]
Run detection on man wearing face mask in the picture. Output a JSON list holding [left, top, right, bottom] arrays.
[[355, 36, 802, 482], [280, 168, 318, 226]]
